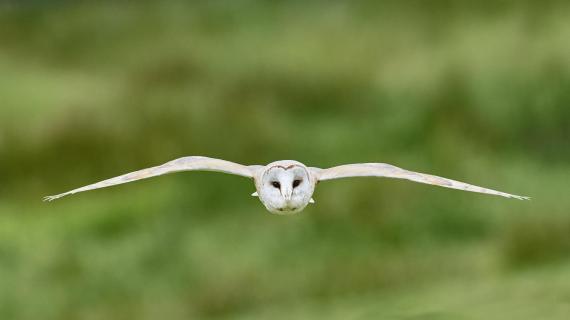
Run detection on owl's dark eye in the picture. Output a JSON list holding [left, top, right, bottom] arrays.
[[271, 181, 281, 189], [292, 179, 302, 188]]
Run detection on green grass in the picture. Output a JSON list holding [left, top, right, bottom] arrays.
[[237, 266, 570, 320], [1, 1, 569, 319]]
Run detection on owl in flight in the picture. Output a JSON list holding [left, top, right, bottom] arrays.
[[44, 156, 529, 214]]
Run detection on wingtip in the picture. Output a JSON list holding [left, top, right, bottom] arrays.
[[43, 195, 62, 202], [513, 195, 531, 201]]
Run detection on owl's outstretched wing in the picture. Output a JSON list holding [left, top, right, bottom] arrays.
[[44, 156, 262, 201], [310, 163, 529, 200]]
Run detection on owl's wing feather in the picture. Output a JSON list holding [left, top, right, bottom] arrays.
[[44, 156, 260, 201], [311, 163, 529, 200]]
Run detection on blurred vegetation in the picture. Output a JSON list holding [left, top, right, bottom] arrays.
[[1, 1, 569, 319]]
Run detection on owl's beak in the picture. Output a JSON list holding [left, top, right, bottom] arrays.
[[281, 186, 293, 201]]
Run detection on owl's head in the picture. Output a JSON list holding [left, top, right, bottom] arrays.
[[256, 161, 315, 215]]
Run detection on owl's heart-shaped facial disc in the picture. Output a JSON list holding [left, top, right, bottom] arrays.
[[255, 161, 316, 215]]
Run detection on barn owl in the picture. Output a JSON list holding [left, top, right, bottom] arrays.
[[44, 156, 529, 214]]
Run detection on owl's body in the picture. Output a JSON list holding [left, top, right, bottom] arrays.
[[45, 156, 529, 214], [253, 160, 317, 214]]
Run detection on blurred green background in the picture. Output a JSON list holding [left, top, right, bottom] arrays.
[[1, 1, 569, 319]]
